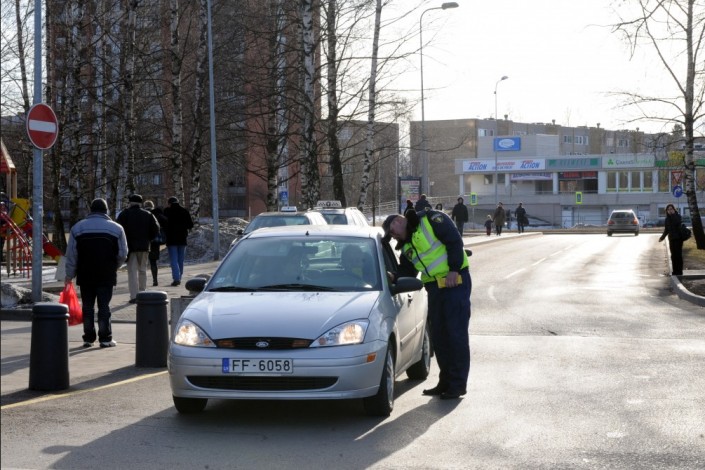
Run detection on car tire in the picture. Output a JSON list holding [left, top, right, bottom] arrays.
[[363, 345, 395, 417], [173, 395, 207, 413], [635, 232, 639, 236], [607, 232, 612, 237], [406, 326, 431, 380]]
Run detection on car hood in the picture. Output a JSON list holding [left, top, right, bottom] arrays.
[[180, 291, 381, 339]]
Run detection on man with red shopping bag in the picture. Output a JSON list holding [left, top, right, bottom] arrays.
[[65, 198, 128, 348]]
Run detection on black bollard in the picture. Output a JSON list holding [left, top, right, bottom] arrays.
[[135, 290, 169, 367], [29, 302, 70, 391]]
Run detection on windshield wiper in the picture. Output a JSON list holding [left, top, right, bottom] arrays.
[[258, 283, 336, 291], [208, 286, 257, 292]]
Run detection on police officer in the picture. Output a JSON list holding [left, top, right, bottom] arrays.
[[382, 208, 471, 399]]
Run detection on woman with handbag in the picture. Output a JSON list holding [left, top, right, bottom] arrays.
[[144, 200, 168, 286], [658, 203, 684, 276]]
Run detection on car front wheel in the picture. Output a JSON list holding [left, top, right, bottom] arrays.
[[406, 326, 431, 380], [363, 346, 395, 416], [173, 395, 208, 413]]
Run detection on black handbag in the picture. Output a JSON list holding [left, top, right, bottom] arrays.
[[680, 223, 692, 241]]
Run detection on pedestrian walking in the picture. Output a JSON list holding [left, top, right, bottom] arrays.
[[493, 202, 506, 236], [658, 203, 684, 276], [484, 215, 493, 236], [403, 199, 415, 217], [515, 202, 528, 233], [117, 194, 160, 303], [64, 198, 128, 348], [144, 200, 168, 286], [382, 209, 471, 400], [415, 194, 432, 212], [451, 197, 469, 234], [163, 196, 194, 286]]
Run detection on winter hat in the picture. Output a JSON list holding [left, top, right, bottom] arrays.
[[144, 200, 155, 210], [129, 194, 143, 204], [168, 197, 178, 204], [90, 198, 109, 214]]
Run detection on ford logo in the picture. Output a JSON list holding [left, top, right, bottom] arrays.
[[256, 341, 270, 348]]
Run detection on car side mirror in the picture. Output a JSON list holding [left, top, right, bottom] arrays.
[[391, 277, 423, 295], [185, 277, 207, 295]]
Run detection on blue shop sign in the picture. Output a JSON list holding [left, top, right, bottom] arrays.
[[493, 137, 521, 152]]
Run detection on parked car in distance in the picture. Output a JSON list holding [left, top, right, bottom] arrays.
[[312, 200, 369, 226], [170, 225, 431, 416], [607, 209, 640, 236], [229, 207, 327, 248]]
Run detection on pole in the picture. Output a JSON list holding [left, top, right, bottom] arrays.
[[419, 3, 459, 197], [31, 0, 43, 302], [207, 0, 220, 261], [493, 75, 508, 206]]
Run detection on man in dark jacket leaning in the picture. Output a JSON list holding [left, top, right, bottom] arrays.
[[117, 194, 160, 303], [65, 198, 128, 348], [163, 196, 194, 286]]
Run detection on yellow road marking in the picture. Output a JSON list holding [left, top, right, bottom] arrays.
[[1, 370, 167, 410]]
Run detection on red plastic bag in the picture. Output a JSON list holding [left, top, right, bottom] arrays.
[[59, 283, 83, 326]]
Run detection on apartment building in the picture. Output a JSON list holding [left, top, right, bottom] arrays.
[[410, 118, 704, 226]]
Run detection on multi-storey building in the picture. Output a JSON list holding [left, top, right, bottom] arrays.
[[410, 118, 704, 226]]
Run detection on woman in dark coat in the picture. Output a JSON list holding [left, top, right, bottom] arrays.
[[659, 203, 684, 276]]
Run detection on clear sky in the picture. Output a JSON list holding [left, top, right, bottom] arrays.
[[405, 0, 681, 134]]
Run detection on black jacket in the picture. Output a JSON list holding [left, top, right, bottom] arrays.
[[164, 202, 194, 246], [661, 212, 683, 242], [451, 202, 468, 223], [117, 205, 160, 252]]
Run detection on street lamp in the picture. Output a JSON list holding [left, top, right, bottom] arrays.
[[420, 2, 459, 196], [493, 75, 508, 205]]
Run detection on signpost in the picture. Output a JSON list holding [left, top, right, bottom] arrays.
[[26, 103, 59, 149]]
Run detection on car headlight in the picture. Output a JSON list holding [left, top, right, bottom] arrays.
[[173, 320, 216, 347], [311, 320, 369, 347]]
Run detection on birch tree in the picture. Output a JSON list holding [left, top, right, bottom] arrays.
[[299, 0, 319, 209], [613, 0, 705, 247], [170, 0, 185, 200]]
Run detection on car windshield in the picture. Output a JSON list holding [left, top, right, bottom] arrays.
[[244, 215, 312, 234], [209, 236, 381, 292]]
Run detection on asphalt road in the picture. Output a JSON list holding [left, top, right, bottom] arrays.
[[1, 233, 703, 469]]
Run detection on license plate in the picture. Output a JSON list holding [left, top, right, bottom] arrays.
[[222, 358, 294, 374]]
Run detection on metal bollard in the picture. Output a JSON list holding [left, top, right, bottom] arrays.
[[29, 302, 69, 391], [135, 290, 169, 367]]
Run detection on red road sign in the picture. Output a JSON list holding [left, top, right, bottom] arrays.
[[26, 103, 59, 149]]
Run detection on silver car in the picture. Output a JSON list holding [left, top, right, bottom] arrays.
[[607, 209, 640, 236], [169, 225, 430, 416]]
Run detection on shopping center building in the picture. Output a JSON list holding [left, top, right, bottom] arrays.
[[410, 118, 704, 227]]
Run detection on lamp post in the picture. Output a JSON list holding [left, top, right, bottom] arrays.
[[420, 2, 459, 196], [493, 75, 508, 205]]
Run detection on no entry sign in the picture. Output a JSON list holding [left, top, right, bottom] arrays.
[[26, 103, 59, 149]]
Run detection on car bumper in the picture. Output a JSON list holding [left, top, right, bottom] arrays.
[[168, 340, 387, 400]]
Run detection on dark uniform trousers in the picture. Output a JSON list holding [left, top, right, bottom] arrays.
[[424, 269, 472, 392]]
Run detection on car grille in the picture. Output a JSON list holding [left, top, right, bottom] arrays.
[[187, 376, 337, 391], [214, 337, 313, 349]]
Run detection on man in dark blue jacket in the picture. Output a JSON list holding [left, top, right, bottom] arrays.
[[65, 198, 128, 348], [117, 194, 160, 303], [163, 196, 194, 286]]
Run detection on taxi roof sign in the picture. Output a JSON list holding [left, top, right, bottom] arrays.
[[315, 200, 342, 208], [280, 206, 298, 212]]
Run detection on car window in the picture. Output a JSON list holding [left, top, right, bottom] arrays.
[[212, 236, 381, 291]]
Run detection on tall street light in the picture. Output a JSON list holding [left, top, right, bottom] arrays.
[[420, 2, 459, 196], [493, 75, 508, 205]]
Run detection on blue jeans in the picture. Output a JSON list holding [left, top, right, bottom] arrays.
[[79, 284, 114, 343], [168, 244, 186, 281]]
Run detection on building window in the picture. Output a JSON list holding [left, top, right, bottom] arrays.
[[563, 135, 573, 143], [484, 174, 493, 185], [618, 138, 629, 147], [478, 129, 493, 137], [575, 136, 588, 145]]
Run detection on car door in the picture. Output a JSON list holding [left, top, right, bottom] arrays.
[[380, 242, 424, 371]]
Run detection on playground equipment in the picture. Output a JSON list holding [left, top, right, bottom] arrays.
[[0, 197, 63, 278]]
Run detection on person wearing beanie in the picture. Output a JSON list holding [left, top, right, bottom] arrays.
[[381, 206, 471, 400], [451, 197, 469, 235], [163, 195, 194, 286], [403, 199, 415, 217], [414, 194, 432, 212], [144, 200, 168, 286], [117, 193, 160, 302], [64, 198, 128, 348]]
